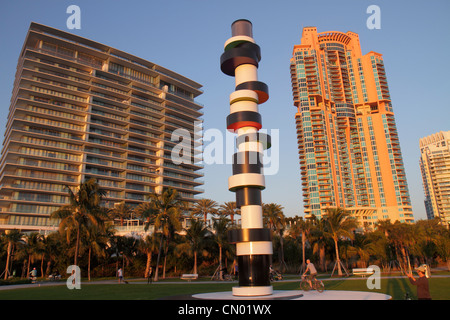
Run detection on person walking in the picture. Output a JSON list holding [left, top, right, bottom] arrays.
[[147, 267, 153, 284], [407, 265, 432, 300], [118, 268, 124, 284]]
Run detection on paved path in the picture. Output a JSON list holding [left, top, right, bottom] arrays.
[[1, 274, 449, 291]]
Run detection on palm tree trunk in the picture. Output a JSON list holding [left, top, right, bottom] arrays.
[[27, 255, 31, 278], [393, 245, 402, 271], [145, 252, 152, 278], [334, 238, 342, 276], [115, 251, 119, 278], [319, 246, 326, 271], [40, 255, 44, 279], [194, 251, 198, 275], [88, 247, 91, 281], [3, 242, 12, 280], [163, 255, 167, 279], [163, 239, 170, 279], [154, 235, 164, 282], [74, 226, 80, 266], [219, 244, 223, 280], [301, 232, 306, 271], [21, 260, 26, 278], [45, 260, 52, 277], [405, 247, 412, 273], [400, 246, 408, 272], [279, 231, 287, 272]]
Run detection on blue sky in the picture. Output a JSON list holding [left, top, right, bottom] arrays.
[[0, 0, 449, 220]]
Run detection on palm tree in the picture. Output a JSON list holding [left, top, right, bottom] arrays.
[[109, 201, 133, 226], [375, 219, 392, 238], [323, 208, 358, 276], [263, 203, 287, 271], [120, 236, 140, 275], [309, 214, 328, 272], [418, 218, 450, 270], [212, 216, 231, 279], [348, 233, 377, 268], [287, 216, 313, 273], [389, 221, 415, 273], [50, 178, 107, 266], [2, 229, 23, 279], [23, 232, 44, 278], [375, 219, 397, 270], [139, 234, 160, 279], [219, 201, 240, 224], [367, 229, 390, 271], [134, 202, 157, 231], [176, 219, 210, 275], [108, 235, 123, 278], [192, 199, 218, 224], [435, 225, 450, 271], [42, 232, 62, 277], [84, 223, 112, 281], [148, 187, 183, 281]]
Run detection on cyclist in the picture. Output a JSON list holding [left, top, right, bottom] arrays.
[[30, 267, 37, 283], [302, 259, 317, 288]]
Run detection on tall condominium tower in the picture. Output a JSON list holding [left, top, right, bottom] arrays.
[[0, 23, 203, 232], [290, 27, 413, 229], [419, 131, 450, 226]]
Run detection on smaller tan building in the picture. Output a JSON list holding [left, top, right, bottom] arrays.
[[420, 131, 450, 226]]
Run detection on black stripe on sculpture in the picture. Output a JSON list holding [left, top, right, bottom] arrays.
[[231, 19, 253, 37], [235, 81, 269, 104], [236, 187, 261, 208], [238, 255, 271, 287], [220, 42, 261, 76], [226, 111, 262, 131], [228, 228, 272, 243], [232, 162, 262, 175], [232, 151, 262, 173]]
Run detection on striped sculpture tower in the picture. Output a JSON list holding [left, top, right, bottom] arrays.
[[220, 19, 273, 296]]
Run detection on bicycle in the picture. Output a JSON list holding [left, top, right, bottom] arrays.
[[300, 275, 325, 293], [211, 267, 233, 281], [269, 269, 283, 281]]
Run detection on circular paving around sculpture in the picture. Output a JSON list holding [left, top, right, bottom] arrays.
[[192, 290, 391, 300]]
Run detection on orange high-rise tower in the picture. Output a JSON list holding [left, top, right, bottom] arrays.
[[290, 27, 414, 229]]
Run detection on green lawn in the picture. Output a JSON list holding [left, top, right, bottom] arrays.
[[274, 277, 449, 300], [0, 282, 235, 300], [0, 276, 448, 300]]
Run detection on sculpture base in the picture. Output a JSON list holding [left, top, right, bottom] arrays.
[[232, 285, 273, 297], [193, 290, 302, 300], [192, 290, 391, 300]]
